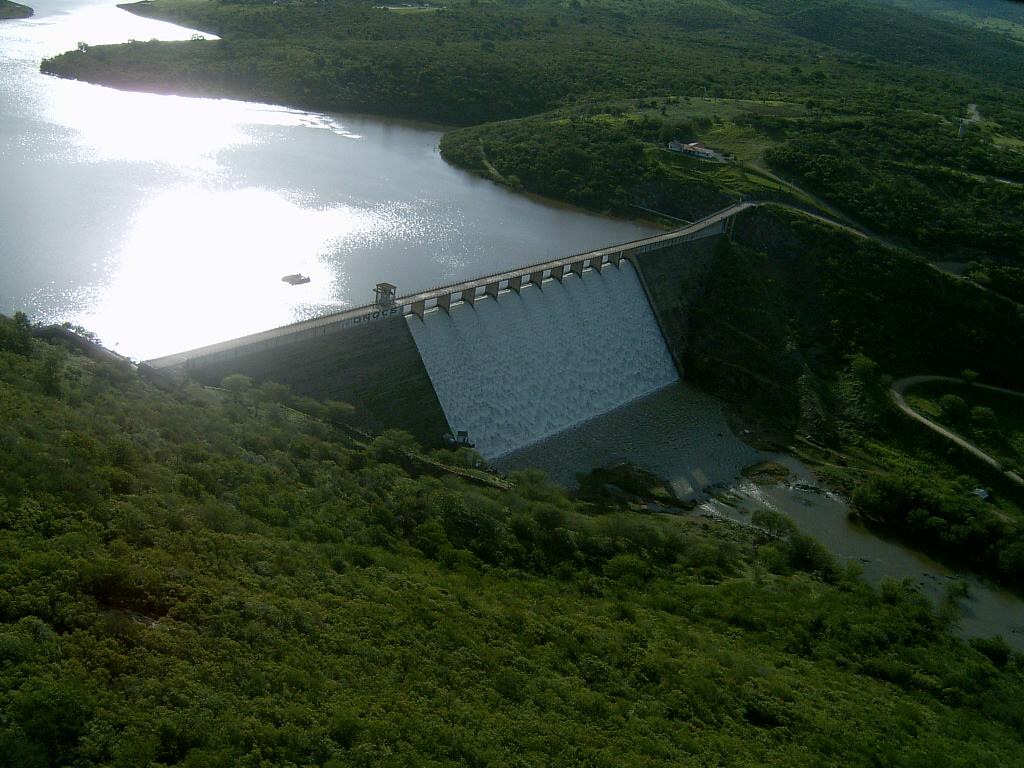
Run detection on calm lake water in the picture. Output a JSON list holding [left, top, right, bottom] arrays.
[[0, 0, 655, 360]]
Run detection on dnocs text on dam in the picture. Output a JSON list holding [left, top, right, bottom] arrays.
[[144, 202, 754, 374]]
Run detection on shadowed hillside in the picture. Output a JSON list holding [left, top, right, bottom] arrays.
[[635, 206, 1024, 590]]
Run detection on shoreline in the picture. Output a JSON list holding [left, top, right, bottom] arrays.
[[36, 2, 687, 229], [39, 49, 676, 229], [704, 454, 1024, 650]]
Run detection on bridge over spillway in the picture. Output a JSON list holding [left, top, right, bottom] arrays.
[[145, 202, 754, 373]]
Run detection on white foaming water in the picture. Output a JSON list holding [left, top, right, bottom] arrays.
[[407, 263, 679, 459]]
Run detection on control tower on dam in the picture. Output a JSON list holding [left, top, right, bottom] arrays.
[[144, 203, 751, 447]]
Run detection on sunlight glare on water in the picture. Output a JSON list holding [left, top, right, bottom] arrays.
[[44, 86, 233, 166], [49, 88, 357, 167], [73, 188, 381, 355], [0, 0, 375, 357], [1, 1, 207, 60]]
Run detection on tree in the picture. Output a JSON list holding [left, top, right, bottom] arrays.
[[37, 350, 63, 397], [850, 353, 880, 383], [324, 400, 356, 427], [970, 406, 996, 429], [752, 509, 798, 539], [220, 374, 252, 404], [257, 381, 290, 406], [413, 519, 447, 558], [938, 394, 967, 422], [0, 312, 33, 356], [367, 429, 417, 464]]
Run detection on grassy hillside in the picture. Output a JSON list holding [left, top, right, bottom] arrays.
[[441, 93, 1024, 257], [3, 313, 1024, 766], [439, 99, 804, 222]]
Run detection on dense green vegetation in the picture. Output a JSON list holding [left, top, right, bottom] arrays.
[[904, 381, 1024, 475], [36, 0, 1024, 565], [761, 112, 1024, 260], [442, 90, 1024, 260], [4, 312, 1024, 766], [966, 260, 1024, 305], [683, 209, 1024, 424], [39, 0, 1024, 264], [840, 370, 1024, 586], [852, 469, 1024, 589], [17, 1, 1024, 759], [0, 0, 32, 19]]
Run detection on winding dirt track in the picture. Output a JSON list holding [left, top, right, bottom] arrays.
[[890, 375, 1024, 487]]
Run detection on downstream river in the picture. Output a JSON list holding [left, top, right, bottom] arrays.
[[506, 385, 1024, 650], [0, 0, 655, 360]]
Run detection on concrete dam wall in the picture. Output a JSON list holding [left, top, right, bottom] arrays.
[[186, 316, 451, 444], [407, 261, 680, 459], [153, 204, 748, 453]]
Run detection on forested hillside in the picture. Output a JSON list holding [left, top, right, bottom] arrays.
[[878, 0, 1024, 42], [3, 313, 1024, 766]]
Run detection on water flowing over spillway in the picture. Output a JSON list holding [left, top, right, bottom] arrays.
[[407, 263, 680, 459]]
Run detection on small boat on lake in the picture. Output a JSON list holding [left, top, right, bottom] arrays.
[[281, 273, 311, 285]]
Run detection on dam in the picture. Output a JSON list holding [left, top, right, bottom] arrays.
[[407, 261, 678, 458], [145, 203, 752, 456]]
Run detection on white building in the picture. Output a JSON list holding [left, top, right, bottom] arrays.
[[667, 140, 726, 162]]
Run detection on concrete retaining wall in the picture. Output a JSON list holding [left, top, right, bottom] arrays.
[[189, 316, 452, 446], [632, 234, 725, 366]]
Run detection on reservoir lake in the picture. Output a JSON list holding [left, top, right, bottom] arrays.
[[0, 0, 655, 360]]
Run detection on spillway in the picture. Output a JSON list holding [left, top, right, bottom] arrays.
[[407, 262, 680, 459]]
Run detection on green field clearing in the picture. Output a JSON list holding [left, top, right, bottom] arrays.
[[657, 151, 785, 196], [995, 133, 1024, 151], [702, 122, 781, 163], [629, 96, 807, 122]]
